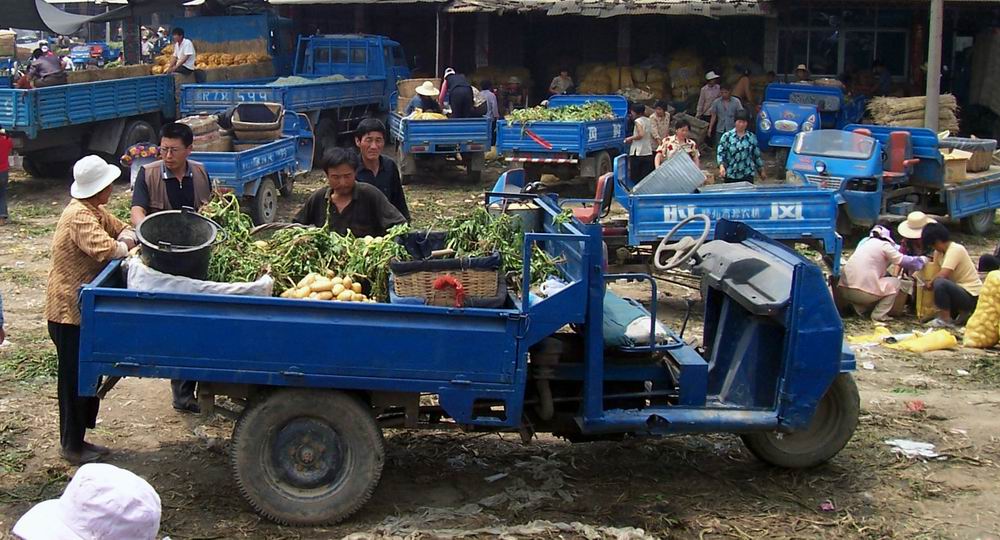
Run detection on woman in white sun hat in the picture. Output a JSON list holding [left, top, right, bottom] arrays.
[[896, 211, 936, 262], [404, 80, 442, 115], [45, 156, 137, 465], [13, 463, 161, 540]]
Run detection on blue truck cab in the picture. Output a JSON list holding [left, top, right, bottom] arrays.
[[787, 125, 1000, 235], [69, 41, 121, 69], [758, 84, 866, 153]]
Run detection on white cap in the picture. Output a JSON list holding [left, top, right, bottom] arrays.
[[443, 67, 456, 78], [71, 155, 121, 199], [796, 64, 808, 71], [705, 71, 720, 80], [13, 464, 161, 540]]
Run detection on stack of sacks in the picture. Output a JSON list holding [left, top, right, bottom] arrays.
[[668, 50, 704, 102], [470, 66, 531, 89]]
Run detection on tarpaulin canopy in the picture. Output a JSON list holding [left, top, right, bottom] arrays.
[[2, 0, 188, 34]]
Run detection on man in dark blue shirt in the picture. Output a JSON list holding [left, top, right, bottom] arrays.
[[353, 118, 410, 221]]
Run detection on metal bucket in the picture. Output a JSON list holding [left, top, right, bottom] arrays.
[[137, 208, 221, 280], [488, 201, 543, 233]]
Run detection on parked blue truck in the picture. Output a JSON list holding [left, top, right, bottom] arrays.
[[180, 34, 411, 157], [787, 124, 1000, 235], [389, 113, 491, 183], [69, 41, 121, 69], [0, 74, 175, 177], [190, 113, 315, 224], [497, 95, 627, 185], [757, 83, 867, 175], [78, 186, 857, 526]]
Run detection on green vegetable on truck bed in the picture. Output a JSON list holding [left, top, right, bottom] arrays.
[[506, 101, 615, 124]]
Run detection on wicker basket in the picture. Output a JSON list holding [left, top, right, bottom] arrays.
[[392, 268, 503, 307], [940, 137, 997, 173], [232, 102, 284, 142]]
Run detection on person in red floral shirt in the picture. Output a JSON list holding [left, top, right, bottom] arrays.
[[654, 118, 700, 169]]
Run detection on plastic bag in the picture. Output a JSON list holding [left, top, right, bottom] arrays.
[[125, 256, 273, 297], [887, 330, 958, 353], [964, 271, 1000, 348]]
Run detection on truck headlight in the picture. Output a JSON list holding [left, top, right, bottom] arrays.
[[802, 114, 817, 132], [760, 119, 772, 131]]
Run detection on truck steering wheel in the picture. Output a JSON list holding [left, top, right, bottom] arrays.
[[653, 214, 712, 271]]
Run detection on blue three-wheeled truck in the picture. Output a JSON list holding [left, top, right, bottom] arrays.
[[77, 191, 857, 526]]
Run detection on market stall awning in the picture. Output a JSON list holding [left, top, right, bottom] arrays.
[[2, 0, 104, 34], [446, 0, 769, 17]]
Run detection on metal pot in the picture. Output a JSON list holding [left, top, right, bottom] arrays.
[[137, 207, 221, 280]]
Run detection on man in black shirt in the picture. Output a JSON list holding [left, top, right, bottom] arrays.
[[354, 118, 410, 221], [293, 148, 406, 237]]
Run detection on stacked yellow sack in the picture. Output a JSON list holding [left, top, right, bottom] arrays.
[[410, 109, 447, 120], [668, 50, 704, 102], [152, 50, 270, 74], [470, 66, 531, 89], [576, 64, 670, 98], [964, 271, 1000, 347]]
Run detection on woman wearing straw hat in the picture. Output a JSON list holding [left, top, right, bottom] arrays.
[[896, 211, 936, 261], [404, 81, 442, 115], [45, 156, 137, 465]]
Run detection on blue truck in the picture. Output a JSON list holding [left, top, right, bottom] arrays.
[[77, 188, 857, 526], [69, 41, 121, 69], [497, 95, 627, 186], [389, 113, 492, 183], [190, 113, 314, 224], [757, 84, 867, 174], [603, 155, 843, 275], [180, 34, 411, 157], [0, 75, 175, 178], [787, 125, 1000, 235]]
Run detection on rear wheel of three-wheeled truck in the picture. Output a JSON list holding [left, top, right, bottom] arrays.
[[231, 389, 384, 526], [741, 373, 859, 468]]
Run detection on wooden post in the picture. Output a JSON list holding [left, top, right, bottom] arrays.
[[925, 0, 943, 130], [122, 16, 141, 65], [617, 16, 631, 66]]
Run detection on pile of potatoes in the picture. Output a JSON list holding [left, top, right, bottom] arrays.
[[151, 44, 270, 74], [280, 271, 373, 303]]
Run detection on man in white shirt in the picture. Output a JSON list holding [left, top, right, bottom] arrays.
[[164, 27, 196, 75]]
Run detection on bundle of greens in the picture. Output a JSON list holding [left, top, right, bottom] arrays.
[[201, 194, 408, 300], [443, 207, 562, 290], [506, 100, 615, 124]]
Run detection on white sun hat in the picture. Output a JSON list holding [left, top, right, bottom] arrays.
[[70, 155, 121, 199], [705, 71, 720, 81], [415, 81, 440, 97], [897, 211, 937, 239], [13, 463, 161, 540]]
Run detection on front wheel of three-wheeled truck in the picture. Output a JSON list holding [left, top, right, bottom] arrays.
[[741, 373, 860, 468], [230, 389, 385, 526]]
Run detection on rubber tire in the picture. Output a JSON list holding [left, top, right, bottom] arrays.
[[961, 209, 996, 235], [741, 373, 860, 469], [248, 178, 278, 225], [116, 120, 157, 176], [773, 147, 789, 180], [21, 155, 72, 179], [588, 151, 613, 187], [231, 389, 385, 526]]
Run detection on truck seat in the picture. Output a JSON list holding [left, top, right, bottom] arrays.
[[884, 131, 919, 179], [852, 128, 872, 137], [572, 173, 613, 224]]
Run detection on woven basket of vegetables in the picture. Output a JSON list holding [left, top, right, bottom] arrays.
[[389, 231, 506, 308]]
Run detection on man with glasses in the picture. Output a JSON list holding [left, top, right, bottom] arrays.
[[130, 121, 212, 414]]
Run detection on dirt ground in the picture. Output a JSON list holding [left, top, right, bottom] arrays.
[[1, 157, 1000, 540]]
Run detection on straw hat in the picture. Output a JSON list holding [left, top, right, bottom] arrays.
[[507, 76, 521, 85], [415, 81, 439, 97], [705, 71, 720, 81], [71, 156, 120, 199], [796, 64, 808, 72], [13, 464, 161, 540], [897, 211, 937, 239]]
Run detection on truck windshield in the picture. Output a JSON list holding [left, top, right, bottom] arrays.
[[794, 131, 875, 160]]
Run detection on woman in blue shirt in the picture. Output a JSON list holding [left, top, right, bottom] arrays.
[[716, 110, 764, 184]]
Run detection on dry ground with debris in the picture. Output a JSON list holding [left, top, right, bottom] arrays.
[[1, 159, 999, 540]]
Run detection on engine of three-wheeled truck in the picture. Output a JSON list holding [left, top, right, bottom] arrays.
[[521, 218, 857, 468]]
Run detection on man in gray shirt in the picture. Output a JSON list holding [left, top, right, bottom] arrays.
[[708, 86, 744, 144], [28, 48, 67, 88]]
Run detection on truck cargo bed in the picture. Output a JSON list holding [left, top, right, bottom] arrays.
[[180, 77, 386, 115]]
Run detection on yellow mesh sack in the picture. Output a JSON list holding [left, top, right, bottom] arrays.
[[964, 271, 1000, 348]]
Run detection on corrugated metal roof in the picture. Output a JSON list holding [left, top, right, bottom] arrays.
[[446, 0, 768, 16]]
